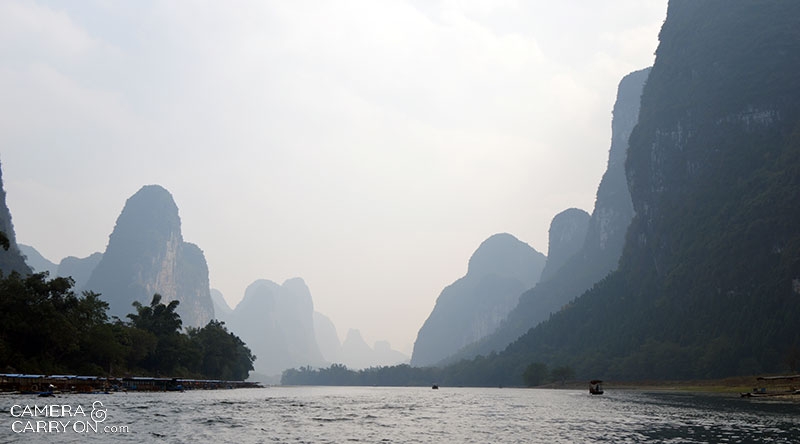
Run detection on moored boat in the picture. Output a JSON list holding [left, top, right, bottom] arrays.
[[741, 375, 800, 398]]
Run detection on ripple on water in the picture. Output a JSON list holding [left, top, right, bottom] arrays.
[[2, 387, 799, 443]]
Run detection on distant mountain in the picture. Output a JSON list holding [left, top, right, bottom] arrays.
[[82, 185, 214, 327], [57, 253, 103, 291], [340, 329, 375, 370], [538, 209, 590, 282], [373, 340, 409, 367], [313, 311, 341, 363], [441, 68, 649, 364], [210, 289, 232, 321], [227, 278, 325, 377], [442, 1, 800, 385], [313, 313, 408, 370], [411, 233, 546, 367], [19, 245, 103, 291], [334, 329, 408, 369], [0, 162, 31, 276], [19, 244, 57, 277]]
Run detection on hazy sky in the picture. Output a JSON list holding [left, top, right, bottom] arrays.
[[0, 0, 667, 355]]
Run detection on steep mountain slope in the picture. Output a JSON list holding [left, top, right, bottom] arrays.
[[340, 329, 377, 370], [210, 289, 232, 321], [57, 253, 103, 290], [19, 245, 103, 290], [83, 185, 214, 327], [443, 68, 649, 364], [411, 233, 546, 367], [466, 1, 800, 384], [226, 278, 325, 377], [538, 208, 590, 282], [313, 311, 342, 363], [0, 162, 31, 276], [19, 244, 57, 277]]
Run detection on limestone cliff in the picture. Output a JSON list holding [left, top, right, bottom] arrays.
[[539, 209, 590, 282], [496, 1, 800, 381], [226, 278, 325, 377], [0, 162, 31, 276], [410, 233, 546, 367], [313, 311, 341, 363], [442, 68, 650, 364], [83, 185, 214, 327], [210, 289, 232, 322]]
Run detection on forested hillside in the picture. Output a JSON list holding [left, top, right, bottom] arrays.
[[482, 0, 800, 384]]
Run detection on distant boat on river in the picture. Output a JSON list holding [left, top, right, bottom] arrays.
[[589, 380, 604, 395], [741, 375, 800, 398]]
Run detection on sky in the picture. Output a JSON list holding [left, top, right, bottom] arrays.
[[0, 0, 667, 356]]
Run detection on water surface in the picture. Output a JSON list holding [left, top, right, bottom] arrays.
[[2, 386, 798, 443]]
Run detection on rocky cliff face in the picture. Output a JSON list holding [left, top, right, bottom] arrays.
[[539, 209, 590, 282], [210, 289, 232, 321], [411, 233, 546, 367], [83, 185, 214, 327], [441, 68, 650, 364], [226, 278, 325, 377], [0, 163, 31, 276], [496, 1, 800, 381]]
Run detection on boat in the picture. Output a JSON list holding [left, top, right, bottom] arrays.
[[589, 380, 604, 395], [38, 384, 56, 397], [741, 375, 800, 398], [431, 384, 439, 390]]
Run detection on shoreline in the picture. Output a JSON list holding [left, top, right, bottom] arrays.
[[538, 376, 764, 394]]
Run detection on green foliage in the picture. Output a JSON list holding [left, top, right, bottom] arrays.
[[0, 272, 110, 373], [281, 363, 446, 387], [187, 320, 255, 380], [550, 366, 574, 385], [128, 293, 182, 337], [522, 362, 548, 387], [0, 273, 255, 380]]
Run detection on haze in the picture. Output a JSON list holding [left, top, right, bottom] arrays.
[[0, 1, 667, 355]]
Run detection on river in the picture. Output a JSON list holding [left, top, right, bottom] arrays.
[[2, 386, 798, 443]]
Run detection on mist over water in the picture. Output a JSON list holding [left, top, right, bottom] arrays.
[[2, 387, 798, 443]]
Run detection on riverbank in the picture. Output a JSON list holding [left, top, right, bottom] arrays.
[[540, 375, 763, 394], [0, 373, 263, 393]]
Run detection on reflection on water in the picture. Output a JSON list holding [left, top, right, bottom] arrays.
[[1, 386, 798, 443]]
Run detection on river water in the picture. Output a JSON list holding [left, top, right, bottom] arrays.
[[1, 386, 798, 443]]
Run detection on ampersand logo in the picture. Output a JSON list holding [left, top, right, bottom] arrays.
[[90, 401, 107, 423]]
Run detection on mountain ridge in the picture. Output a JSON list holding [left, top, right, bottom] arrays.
[[411, 233, 546, 367], [438, 67, 649, 365], [83, 185, 214, 327]]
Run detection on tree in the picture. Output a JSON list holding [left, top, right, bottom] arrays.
[[522, 362, 549, 387], [128, 293, 182, 336], [550, 366, 574, 385], [187, 320, 255, 380], [0, 272, 113, 374], [127, 294, 185, 375]]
